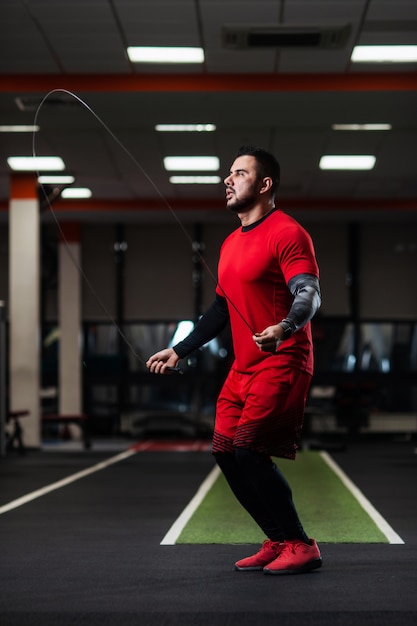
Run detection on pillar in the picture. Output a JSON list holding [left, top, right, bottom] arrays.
[[0, 301, 6, 456], [58, 223, 82, 416], [9, 174, 40, 448]]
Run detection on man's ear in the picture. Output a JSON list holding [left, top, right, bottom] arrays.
[[259, 177, 273, 194]]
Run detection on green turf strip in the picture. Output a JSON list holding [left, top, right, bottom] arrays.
[[177, 451, 388, 544]]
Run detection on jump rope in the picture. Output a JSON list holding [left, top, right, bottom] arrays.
[[32, 89, 256, 372]]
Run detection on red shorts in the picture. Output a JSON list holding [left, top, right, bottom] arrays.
[[212, 365, 312, 459]]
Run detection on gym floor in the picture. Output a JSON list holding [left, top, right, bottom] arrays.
[[1, 436, 416, 626]]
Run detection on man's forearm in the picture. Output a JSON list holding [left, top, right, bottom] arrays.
[[174, 295, 229, 358], [279, 274, 321, 338]]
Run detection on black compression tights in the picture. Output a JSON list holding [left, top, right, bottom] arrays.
[[214, 448, 310, 544]]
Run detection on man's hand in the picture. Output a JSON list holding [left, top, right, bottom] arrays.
[[146, 348, 180, 374], [253, 324, 285, 353]]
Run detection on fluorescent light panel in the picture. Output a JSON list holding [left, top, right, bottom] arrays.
[[38, 175, 75, 184], [61, 187, 92, 199], [332, 123, 392, 131], [7, 156, 65, 171], [319, 155, 376, 170], [164, 156, 220, 171], [127, 46, 204, 63], [351, 45, 417, 62], [156, 123, 216, 132], [0, 125, 40, 132], [170, 176, 221, 184]]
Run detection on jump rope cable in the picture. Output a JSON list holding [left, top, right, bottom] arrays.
[[32, 89, 256, 369]]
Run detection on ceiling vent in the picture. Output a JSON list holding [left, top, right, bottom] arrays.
[[222, 24, 351, 50]]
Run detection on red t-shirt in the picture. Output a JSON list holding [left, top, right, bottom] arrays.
[[216, 209, 319, 375]]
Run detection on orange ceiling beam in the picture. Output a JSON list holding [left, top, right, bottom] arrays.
[[1, 73, 417, 93]]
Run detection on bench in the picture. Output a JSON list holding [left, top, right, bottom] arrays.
[[42, 414, 91, 449]]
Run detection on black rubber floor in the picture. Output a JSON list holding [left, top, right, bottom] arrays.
[[1, 438, 416, 626]]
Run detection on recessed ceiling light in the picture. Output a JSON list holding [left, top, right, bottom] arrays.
[[332, 123, 392, 131], [127, 46, 204, 63], [7, 156, 65, 171], [351, 45, 417, 63], [170, 176, 221, 184], [319, 155, 376, 170], [164, 156, 220, 171], [38, 175, 75, 184], [0, 125, 40, 132], [156, 124, 216, 132], [61, 187, 92, 199]]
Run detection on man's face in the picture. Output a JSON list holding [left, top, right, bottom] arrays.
[[224, 155, 262, 213]]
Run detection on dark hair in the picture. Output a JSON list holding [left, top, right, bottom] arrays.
[[236, 145, 280, 196]]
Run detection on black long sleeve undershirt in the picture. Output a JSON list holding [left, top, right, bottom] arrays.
[[173, 294, 229, 358], [173, 273, 321, 359]]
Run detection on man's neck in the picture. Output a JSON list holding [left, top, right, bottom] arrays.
[[237, 202, 275, 227]]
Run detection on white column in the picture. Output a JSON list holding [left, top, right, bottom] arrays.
[[58, 224, 82, 416], [9, 175, 40, 448]]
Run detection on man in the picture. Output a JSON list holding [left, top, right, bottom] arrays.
[[146, 146, 322, 575]]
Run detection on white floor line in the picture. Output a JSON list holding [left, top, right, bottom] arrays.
[[160, 464, 221, 545], [320, 451, 405, 545], [0, 449, 138, 515]]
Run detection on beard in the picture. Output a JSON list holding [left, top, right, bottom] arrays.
[[226, 188, 258, 213]]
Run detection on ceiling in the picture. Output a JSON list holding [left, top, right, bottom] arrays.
[[1, 0, 417, 224]]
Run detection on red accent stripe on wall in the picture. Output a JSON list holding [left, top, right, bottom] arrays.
[[1, 197, 417, 213], [1, 72, 417, 93]]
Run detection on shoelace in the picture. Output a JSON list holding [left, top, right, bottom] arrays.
[[281, 540, 307, 555], [266, 540, 285, 555]]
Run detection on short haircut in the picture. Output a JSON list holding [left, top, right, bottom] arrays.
[[236, 145, 280, 196]]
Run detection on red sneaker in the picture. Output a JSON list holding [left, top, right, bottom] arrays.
[[235, 540, 285, 571], [263, 538, 322, 575]]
